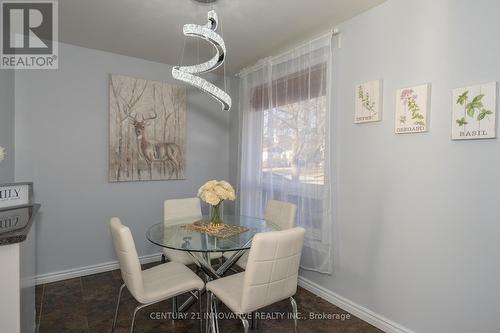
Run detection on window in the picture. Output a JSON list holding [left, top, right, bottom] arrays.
[[262, 96, 327, 185], [239, 35, 333, 273]]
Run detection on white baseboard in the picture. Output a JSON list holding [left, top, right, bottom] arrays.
[[35, 253, 162, 285], [298, 276, 415, 333]]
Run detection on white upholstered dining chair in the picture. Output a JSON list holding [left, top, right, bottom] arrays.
[[109, 217, 204, 333], [163, 197, 223, 312], [264, 199, 298, 230], [163, 197, 223, 262], [207, 227, 305, 333], [224, 199, 297, 269], [162, 197, 203, 265]]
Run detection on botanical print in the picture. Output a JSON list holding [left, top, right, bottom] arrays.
[[395, 84, 430, 134], [452, 82, 497, 140], [354, 80, 382, 123], [109, 75, 187, 182]]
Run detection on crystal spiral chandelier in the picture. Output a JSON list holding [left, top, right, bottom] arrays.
[[172, 10, 232, 111]]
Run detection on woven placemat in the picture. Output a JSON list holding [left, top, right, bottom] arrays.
[[182, 220, 248, 239]]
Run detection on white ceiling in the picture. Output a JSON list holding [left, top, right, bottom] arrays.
[[60, 0, 385, 74]]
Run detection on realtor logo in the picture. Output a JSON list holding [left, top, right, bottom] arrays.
[[1, 0, 58, 69]]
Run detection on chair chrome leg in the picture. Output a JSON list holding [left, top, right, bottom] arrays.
[[212, 294, 220, 333], [206, 291, 212, 333], [251, 311, 259, 329], [130, 305, 142, 333], [172, 296, 178, 315], [111, 284, 125, 333], [198, 290, 203, 333], [239, 314, 249, 333], [208, 292, 220, 333], [290, 296, 298, 333]]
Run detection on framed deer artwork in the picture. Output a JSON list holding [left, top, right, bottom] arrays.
[[109, 75, 187, 182]]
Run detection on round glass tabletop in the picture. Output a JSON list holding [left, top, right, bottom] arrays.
[[146, 215, 280, 253]]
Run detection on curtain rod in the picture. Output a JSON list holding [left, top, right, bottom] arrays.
[[235, 28, 341, 78]]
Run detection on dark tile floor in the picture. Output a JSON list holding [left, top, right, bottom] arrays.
[[36, 262, 383, 333]]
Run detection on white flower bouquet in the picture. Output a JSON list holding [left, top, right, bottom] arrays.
[[197, 180, 236, 225]]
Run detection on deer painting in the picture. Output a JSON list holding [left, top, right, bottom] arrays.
[[109, 75, 186, 182], [125, 109, 183, 180]]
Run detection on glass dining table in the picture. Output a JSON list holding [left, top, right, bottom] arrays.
[[146, 214, 280, 313]]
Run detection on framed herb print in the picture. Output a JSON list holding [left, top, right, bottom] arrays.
[[395, 83, 430, 134], [355, 80, 382, 123], [451, 82, 497, 140]]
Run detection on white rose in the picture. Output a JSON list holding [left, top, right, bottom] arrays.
[[204, 191, 221, 206], [204, 180, 218, 191], [198, 190, 206, 201], [197, 186, 204, 197], [199, 180, 217, 196], [226, 189, 236, 201], [214, 185, 228, 200], [219, 181, 233, 191]]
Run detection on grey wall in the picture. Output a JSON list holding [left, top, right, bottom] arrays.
[[0, 70, 15, 183], [300, 0, 500, 332], [15, 43, 235, 275]]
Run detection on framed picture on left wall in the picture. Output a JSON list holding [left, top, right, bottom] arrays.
[[354, 80, 382, 123], [108, 75, 187, 182]]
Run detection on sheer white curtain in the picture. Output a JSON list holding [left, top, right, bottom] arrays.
[[238, 34, 333, 274]]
